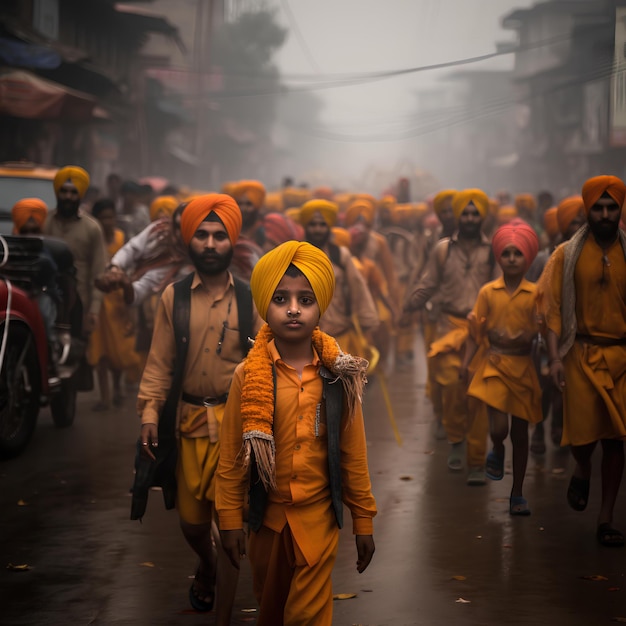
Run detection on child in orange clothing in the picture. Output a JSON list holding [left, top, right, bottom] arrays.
[[461, 220, 542, 515], [215, 241, 376, 626]]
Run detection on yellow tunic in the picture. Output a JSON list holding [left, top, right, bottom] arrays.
[[87, 229, 141, 379], [545, 237, 626, 445], [467, 277, 542, 423]]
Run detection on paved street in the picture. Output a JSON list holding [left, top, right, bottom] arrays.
[[1, 335, 625, 625]]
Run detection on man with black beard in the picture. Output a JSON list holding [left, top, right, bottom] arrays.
[[544, 176, 626, 547], [300, 199, 378, 355], [44, 166, 107, 334], [404, 190, 496, 486], [137, 194, 262, 623]]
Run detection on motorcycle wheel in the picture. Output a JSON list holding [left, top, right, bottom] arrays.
[[0, 325, 41, 459], [50, 376, 77, 428]]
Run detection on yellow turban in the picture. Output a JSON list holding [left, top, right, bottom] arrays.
[[285, 207, 301, 223], [180, 193, 242, 246], [149, 195, 179, 221], [333, 192, 354, 212], [250, 241, 335, 321], [433, 189, 456, 216], [514, 193, 537, 214], [264, 191, 284, 213], [344, 199, 375, 227], [497, 205, 518, 226], [452, 189, 489, 220], [234, 180, 266, 209], [12, 198, 48, 234], [332, 227, 351, 248], [282, 187, 312, 208], [53, 166, 90, 198], [299, 199, 339, 227]]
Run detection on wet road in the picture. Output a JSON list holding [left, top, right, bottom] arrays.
[[1, 334, 625, 625]]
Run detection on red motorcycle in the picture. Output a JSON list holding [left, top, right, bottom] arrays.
[[0, 235, 83, 458]]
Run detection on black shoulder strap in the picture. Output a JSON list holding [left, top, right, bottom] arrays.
[[158, 272, 194, 440], [322, 367, 344, 529], [233, 276, 253, 357], [328, 243, 344, 270]]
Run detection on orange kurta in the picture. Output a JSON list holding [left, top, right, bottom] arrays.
[[467, 277, 542, 423], [87, 229, 141, 378], [216, 340, 376, 565], [545, 237, 626, 445]]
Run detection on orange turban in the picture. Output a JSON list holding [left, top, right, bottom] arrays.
[[234, 180, 266, 209], [379, 195, 397, 211], [514, 193, 537, 214], [221, 181, 238, 196], [332, 227, 351, 248], [250, 241, 335, 320], [53, 166, 90, 198], [433, 189, 456, 216], [543, 207, 559, 238], [556, 195, 585, 234], [344, 199, 375, 227], [333, 192, 354, 212], [492, 219, 539, 271], [497, 205, 518, 226], [452, 189, 489, 220], [149, 195, 179, 221], [299, 199, 339, 227], [12, 198, 48, 234], [581, 175, 626, 213], [180, 193, 242, 246]]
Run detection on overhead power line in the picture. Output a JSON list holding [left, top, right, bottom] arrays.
[[279, 0, 321, 73]]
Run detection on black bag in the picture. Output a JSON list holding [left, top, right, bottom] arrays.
[[130, 273, 253, 521]]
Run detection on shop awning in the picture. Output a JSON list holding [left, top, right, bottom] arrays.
[[0, 69, 95, 119]]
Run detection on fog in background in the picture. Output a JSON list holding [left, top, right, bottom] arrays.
[[266, 0, 535, 191]]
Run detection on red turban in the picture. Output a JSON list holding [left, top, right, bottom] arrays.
[[180, 193, 242, 246], [556, 196, 585, 234], [12, 198, 48, 234], [53, 166, 90, 198], [543, 207, 559, 238], [263, 212, 302, 246], [492, 219, 539, 270], [234, 180, 266, 209], [581, 175, 626, 213]]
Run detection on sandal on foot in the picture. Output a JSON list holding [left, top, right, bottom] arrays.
[[509, 495, 531, 516], [567, 476, 589, 512], [596, 523, 624, 547], [189, 571, 214, 612], [447, 442, 464, 471], [485, 450, 504, 481]]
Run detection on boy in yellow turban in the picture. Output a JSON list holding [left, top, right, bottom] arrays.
[[216, 241, 377, 626]]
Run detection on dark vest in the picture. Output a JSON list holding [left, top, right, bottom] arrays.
[[248, 365, 345, 533]]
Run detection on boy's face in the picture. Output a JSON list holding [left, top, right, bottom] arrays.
[[499, 244, 526, 278], [267, 273, 320, 344]]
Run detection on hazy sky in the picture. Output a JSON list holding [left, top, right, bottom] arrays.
[[264, 0, 537, 182]]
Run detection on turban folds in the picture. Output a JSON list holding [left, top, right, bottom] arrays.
[[581, 175, 626, 213], [433, 189, 456, 216], [234, 180, 266, 209], [180, 193, 242, 245], [53, 166, 90, 198], [250, 241, 335, 321], [149, 195, 179, 221], [299, 199, 339, 227], [12, 198, 48, 233], [452, 189, 489, 220], [543, 207, 559, 238], [344, 199, 375, 227], [492, 219, 539, 270], [263, 212, 302, 246], [556, 195, 585, 234]]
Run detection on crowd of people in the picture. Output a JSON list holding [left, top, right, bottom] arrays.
[[8, 166, 626, 625]]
